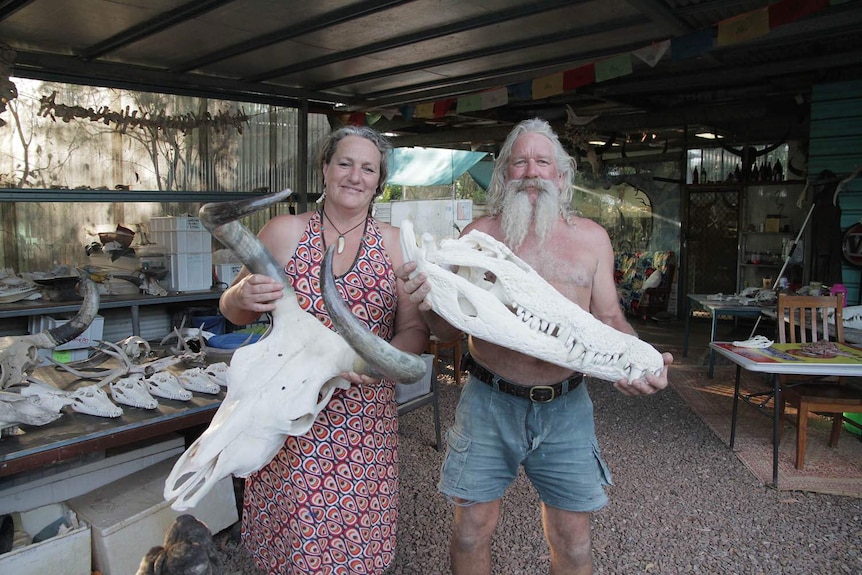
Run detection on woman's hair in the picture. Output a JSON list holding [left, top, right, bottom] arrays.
[[486, 118, 576, 218], [318, 125, 393, 196]]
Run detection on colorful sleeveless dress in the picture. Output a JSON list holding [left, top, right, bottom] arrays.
[[241, 211, 400, 575]]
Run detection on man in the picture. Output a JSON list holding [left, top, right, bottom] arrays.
[[399, 118, 673, 574]]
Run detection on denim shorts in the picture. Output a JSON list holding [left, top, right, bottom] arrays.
[[438, 375, 612, 513]]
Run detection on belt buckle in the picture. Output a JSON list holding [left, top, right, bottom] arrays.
[[529, 385, 556, 403]]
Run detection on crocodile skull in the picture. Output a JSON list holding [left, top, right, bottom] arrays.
[[145, 371, 193, 401], [400, 220, 663, 382], [110, 374, 159, 409], [0, 276, 99, 390], [177, 367, 220, 395], [69, 384, 123, 418], [164, 190, 426, 511]]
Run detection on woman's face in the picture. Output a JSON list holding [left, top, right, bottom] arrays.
[[323, 135, 382, 209]]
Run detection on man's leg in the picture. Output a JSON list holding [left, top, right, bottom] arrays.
[[542, 503, 594, 575], [450, 499, 502, 575]]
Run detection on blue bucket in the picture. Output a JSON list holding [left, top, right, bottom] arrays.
[[207, 332, 261, 349], [192, 315, 226, 335]]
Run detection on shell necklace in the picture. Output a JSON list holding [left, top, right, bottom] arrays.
[[321, 210, 366, 254]]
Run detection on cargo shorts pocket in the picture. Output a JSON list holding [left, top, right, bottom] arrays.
[[592, 440, 614, 487], [439, 427, 472, 492]]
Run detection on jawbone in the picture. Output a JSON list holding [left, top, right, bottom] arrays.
[[400, 220, 664, 382]]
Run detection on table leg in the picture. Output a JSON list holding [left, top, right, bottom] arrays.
[[131, 304, 140, 336], [708, 312, 718, 378], [730, 365, 742, 448], [772, 373, 781, 487], [683, 298, 691, 358]]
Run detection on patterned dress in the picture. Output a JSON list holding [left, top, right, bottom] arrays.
[[241, 211, 400, 575]]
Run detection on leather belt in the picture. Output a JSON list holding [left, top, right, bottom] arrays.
[[462, 353, 582, 403]]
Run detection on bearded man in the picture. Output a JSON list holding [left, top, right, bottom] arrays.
[[399, 118, 673, 574]]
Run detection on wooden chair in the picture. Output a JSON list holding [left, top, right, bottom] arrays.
[[776, 292, 862, 469], [426, 335, 463, 384]]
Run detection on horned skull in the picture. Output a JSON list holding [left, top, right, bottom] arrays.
[[0, 275, 99, 390], [164, 189, 426, 511], [400, 220, 663, 382]]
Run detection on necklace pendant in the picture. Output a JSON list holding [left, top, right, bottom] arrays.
[[336, 235, 346, 254]]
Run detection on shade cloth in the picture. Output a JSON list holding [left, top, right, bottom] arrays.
[[389, 147, 487, 186]]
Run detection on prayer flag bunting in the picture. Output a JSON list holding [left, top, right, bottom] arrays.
[[672, 28, 714, 60], [414, 102, 435, 118], [434, 98, 456, 118], [769, 0, 829, 28], [456, 93, 482, 114], [563, 64, 595, 90], [480, 87, 508, 109], [532, 73, 564, 100], [594, 53, 632, 83], [507, 81, 532, 101], [633, 40, 671, 68], [717, 7, 770, 46], [399, 105, 414, 121]]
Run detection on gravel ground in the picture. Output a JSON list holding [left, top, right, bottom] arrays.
[[211, 362, 862, 574]]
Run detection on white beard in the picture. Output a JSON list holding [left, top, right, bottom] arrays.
[[500, 178, 561, 250]]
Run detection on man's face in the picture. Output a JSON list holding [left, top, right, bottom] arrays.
[[506, 132, 562, 198]]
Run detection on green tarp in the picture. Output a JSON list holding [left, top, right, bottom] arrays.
[[389, 147, 488, 186]]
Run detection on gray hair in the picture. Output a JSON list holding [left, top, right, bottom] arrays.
[[318, 125, 393, 196], [486, 118, 576, 219]]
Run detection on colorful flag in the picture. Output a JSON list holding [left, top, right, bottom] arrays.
[[594, 54, 632, 83]]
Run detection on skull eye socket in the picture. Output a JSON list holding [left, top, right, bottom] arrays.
[[484, 271, 497, 283]]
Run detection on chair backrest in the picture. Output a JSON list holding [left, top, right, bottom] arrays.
[[776, 293, 844, 344]]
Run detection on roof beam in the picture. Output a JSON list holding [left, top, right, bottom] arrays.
[[80, 0, 235, 59], [312, 14, 646, 91], [246, 0, 583, 82], [174, 0, 412, 73]]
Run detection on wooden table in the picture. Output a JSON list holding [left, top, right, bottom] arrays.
[[684, 294, 771, 377], [710, 341, 862, 487]]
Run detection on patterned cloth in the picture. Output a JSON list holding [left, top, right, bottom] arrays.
[[241, 211, 400, 575]]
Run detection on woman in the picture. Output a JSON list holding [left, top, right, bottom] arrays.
[[219, 125, 429, 574]]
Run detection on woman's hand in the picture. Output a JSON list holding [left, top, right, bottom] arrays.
[[231, 274, 284, 313], [339, 371, 382, 386]]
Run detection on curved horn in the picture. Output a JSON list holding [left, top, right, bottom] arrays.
[[321, 245, 426, 383], [198, 189, 294, 290], [45, 274, 99, 347]]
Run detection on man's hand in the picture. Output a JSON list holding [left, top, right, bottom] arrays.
[[396, 261, 433, 312], [613, 352, 673, 396]]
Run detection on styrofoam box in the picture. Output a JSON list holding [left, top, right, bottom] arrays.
[[214, 262, 242, 286], [166, 252, 213, 291], [150, 215, 204, 232], [27, 314, 104, 350], [150, 229, 210, 253], [0, 519, 91, 575], [396, 353, 433, 403], [67, 456, 238, 575]]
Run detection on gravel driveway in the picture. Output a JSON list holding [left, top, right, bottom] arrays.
[[212, 366, 862, 574]]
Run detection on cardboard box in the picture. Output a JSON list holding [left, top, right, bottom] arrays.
[[396, 353, 433, 403], [67, 456, 238, 575], [36, 347, 90, 367], [28, 314, 104, 350], [0, 515, 91, 575]]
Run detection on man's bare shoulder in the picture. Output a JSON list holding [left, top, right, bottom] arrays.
[[462, 216, 499, 236]]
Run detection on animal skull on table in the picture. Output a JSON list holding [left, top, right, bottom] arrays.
[[0, 275, 99, 390], [164, 189, 426, 511], [399, 220, 664, 382]]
